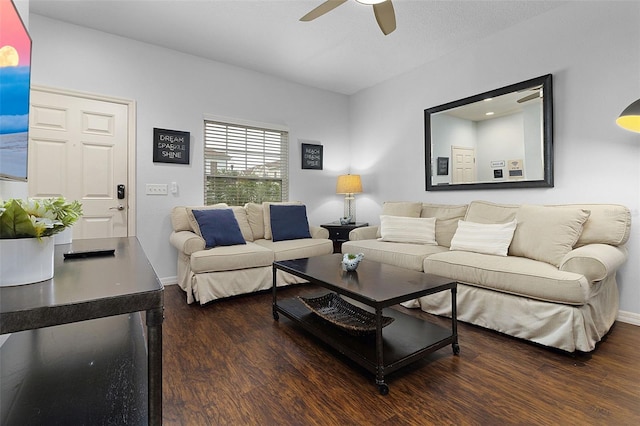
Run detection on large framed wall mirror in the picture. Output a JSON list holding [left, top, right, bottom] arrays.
[[424, 74, 553, 191]]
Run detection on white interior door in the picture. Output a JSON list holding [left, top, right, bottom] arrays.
[[451, 146, 476, 184], [28, 87, 135, 239]]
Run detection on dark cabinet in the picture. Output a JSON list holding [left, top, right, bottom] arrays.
[[321, 222, 369, 253]]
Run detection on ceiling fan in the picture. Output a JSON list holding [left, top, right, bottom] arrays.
[[517, 86, 543, 103], [300, 0, 396, 35]]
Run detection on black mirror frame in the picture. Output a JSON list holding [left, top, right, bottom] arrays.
[[424, 74, 554, 191]]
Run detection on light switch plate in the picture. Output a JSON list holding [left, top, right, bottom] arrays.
[[146, 183, 168, 195]]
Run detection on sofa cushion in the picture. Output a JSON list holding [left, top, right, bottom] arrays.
[[342, 239, 448, 272], [254, 238, 333, 261], [191, 208, 246, 248], [172, 204, 228, 232], [228, 206, 254, 242], [420, 203, 468, 247], [270, 204, 312, 242], [553, 204, 631, 247], [424, 251, 589, 305], [245, 203, 265, 240], [182, 204, 254, 242], [379, 215, 437, 245], [509, 205, 590, 267], [464, 200, 519, 224], [190, 242, 274, 273], [450, 219, 517, 256], [262, 201, 304, 240], [376, 201, 423, 238]]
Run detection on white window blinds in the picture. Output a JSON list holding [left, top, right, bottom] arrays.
[[204, 120, 289, 205]]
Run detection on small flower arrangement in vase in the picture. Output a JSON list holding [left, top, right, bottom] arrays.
[[0, 197, 83, 286], [0, 197, 83, 239]]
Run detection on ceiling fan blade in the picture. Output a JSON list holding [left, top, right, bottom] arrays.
[[300, 0, 348, 22], [517, 92, 542, 103], [373, 0, 396, 35]]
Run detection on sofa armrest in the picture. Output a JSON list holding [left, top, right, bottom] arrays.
[[310, 225, 329, 239], [169, 230, 206, 255], [559, 243, 628, 283], [348, 226, 379, 241]]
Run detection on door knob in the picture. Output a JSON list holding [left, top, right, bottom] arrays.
[[110, 204, 125, 211]]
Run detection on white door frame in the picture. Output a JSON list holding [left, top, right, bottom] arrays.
[[31, 85, 137, 236]]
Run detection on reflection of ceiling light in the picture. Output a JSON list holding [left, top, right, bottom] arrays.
[[484, 98, 492, 102], [486, 112, 494, 116], [356, 0, 387, 4]]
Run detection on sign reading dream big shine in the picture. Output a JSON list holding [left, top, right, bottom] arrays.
[[153, 128, 190, 164]]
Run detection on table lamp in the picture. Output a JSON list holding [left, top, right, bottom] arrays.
[[336, 174, 363, 223]]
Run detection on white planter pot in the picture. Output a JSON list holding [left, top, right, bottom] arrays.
[[54, 227, 73, 245], [0, 236, 55, 287]]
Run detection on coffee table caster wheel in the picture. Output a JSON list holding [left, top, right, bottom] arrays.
[[272, 310, 279, 321], [378, 384, 389, 395], [453, 343, 460, 355]]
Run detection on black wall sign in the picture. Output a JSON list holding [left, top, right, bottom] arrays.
[[153, 128, 190, 164], [301, 143, 323, 170]]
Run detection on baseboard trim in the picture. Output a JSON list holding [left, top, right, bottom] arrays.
[[160, 276, 178, 286], [617, 310, 640, 326]]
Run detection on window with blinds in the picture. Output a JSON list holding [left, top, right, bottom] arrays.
[[204, 120, 289, 206]]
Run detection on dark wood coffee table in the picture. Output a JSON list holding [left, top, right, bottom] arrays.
[[272, 254, 458, 395]]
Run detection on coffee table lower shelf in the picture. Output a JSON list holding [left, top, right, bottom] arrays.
[[273, 296, 457, 394]]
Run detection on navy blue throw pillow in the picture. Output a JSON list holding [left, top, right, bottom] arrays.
[[270, 204, 312, 242], [192, 209, 246, 248]]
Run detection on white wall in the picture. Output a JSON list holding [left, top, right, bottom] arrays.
[[349, 2, 640, 315], [476, 113, 524, 181], [26, 14, 351, 282]]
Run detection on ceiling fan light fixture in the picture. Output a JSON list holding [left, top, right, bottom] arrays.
[[616, 98, 640, 133], [301, 0, 396, 35]]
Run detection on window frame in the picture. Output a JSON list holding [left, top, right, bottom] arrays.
[[203, 115, 289, 206]]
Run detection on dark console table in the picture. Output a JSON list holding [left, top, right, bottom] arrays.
[[0, 237, 164, 425]]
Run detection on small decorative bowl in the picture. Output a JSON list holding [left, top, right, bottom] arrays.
[[342, 253, 364, 271], [339, 216, 352, 225]]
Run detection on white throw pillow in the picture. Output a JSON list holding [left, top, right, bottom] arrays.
[[450, 219, 517, 256], [379, 215, 437, 245]]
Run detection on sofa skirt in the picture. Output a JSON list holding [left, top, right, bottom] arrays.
[[185, 266, 309, 305], [414, 274, 619, 352]]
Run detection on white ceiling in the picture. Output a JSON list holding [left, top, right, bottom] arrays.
[[29, 0, 567, 95]]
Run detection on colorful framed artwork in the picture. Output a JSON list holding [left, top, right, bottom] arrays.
[[0, 0, 32, 181]]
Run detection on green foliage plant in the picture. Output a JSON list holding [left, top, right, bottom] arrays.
[[0, 197, 83, 240]]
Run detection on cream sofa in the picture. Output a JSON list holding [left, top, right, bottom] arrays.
[[170, 202, 333, 305], [342, 201, 631, 352]]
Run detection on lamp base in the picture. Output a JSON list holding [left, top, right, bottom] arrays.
[[344, 195, 356, 223]]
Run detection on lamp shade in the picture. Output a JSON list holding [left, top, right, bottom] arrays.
[[336, 174, 363, 194], [616, 98, 640, 133]]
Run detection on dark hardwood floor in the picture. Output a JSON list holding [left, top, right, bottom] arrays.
[[162, 284, 640, 425]]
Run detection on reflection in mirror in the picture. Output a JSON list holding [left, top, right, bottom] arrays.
[[425, 74, 553, 191]]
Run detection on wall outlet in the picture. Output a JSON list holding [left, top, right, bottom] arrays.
[[146, 183, 168, 195]]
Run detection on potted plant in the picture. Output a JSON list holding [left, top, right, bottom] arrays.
[[342, 252, 364, 272], [0, 197, 82, 286]]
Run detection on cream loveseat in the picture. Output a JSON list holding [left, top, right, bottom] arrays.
[[170, 202, 333, 305], [342, 201, 631, 352]]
